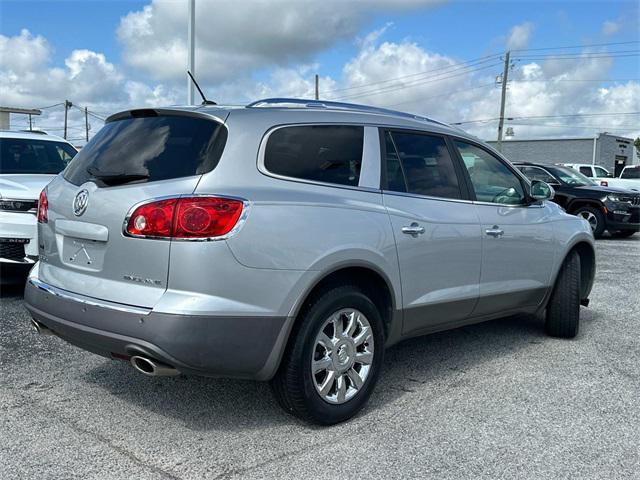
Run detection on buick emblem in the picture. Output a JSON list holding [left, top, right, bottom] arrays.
[[73, 189, 89, 216]]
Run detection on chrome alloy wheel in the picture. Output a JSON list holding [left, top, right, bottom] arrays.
[[311, 308, 374, 404], [577, 211, 598, 232]]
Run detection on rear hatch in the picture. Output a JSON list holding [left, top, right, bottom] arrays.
[[38, 109, 228, 308]]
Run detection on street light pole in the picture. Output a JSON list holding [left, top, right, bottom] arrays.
[[187, 0, 196, 105]]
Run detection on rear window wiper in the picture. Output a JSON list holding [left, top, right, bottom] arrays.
[[87, 166, 150, 185]]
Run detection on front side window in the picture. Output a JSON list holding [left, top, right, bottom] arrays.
[[594, 166, 609, 177], [579, 166, 593, 177], [454, 140, 526, 205], [0, 138, 77, 174], [519, 166, 557, 184], [264, 125, 363, 186], [384, 131, 461, 199], [621, 167, 640, 179], [545, 166, 595, 186]]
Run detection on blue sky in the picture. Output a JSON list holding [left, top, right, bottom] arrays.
[[2, 0, 637, 80], [1, 0, 638, 141]]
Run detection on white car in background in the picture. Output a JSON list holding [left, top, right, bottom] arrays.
[[561, 163, 640, 192], [1, 131, 77, 268]]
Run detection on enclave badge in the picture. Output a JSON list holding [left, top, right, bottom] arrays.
[[73, 189, 89, 216]]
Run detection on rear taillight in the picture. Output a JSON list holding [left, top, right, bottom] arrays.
[[125, 196, 245, 239], [37, 189, 48, 223]]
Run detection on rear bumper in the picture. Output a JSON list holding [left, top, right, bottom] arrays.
[[24, 277, 288, 380]]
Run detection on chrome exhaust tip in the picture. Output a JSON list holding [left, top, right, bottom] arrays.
[[31, 319, 54, 335], [130, 355, 180, 377]]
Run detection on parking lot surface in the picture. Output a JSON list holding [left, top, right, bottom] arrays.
[[1, 236, 639, 480]]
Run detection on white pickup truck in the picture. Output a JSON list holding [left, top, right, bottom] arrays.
[[561, 163, 640, 192]]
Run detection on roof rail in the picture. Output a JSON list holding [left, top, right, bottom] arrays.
[[245, 98, 449, 127]]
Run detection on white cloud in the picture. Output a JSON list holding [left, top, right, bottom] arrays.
[[506, 22, 534, 50], [116, 0, 443, 83], [1, 22, 638, 144], [0, 29, 51, 73], [601, 20, 621, 36]]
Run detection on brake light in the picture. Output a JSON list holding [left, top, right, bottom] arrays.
[[600, 181, 608, 187], [37, 189, 48, 223], [125, 196, 244, 239]]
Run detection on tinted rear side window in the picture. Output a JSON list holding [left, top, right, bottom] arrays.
[[264, 125, 364, 186], [0, 139, 77, 174], [64, 115, 226, 187]]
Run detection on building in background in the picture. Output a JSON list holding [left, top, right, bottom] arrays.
[[488, 133, 636, 177]]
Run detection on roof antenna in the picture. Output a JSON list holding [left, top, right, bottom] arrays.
[[187, 70, 217, 105]]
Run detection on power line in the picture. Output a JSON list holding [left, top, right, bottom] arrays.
[[320, 54, 502, 95], [512, 40, 640, 52], [506, 122, 639, 131], [381, 82, 497, 108], [514, 53, 640, 61], [35, 102, 64, 110], [329, 62, 503, 101], [453, 112, 640, 125]]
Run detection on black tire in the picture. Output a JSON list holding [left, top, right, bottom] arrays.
[[610, 230, 636, 238], [545, 251, 581, 338], [270, 285, 385, 425], [573, 206, 606, 238]]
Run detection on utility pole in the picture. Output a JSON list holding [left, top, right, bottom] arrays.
[[496, 50, 510, 152], [28, 114, 32, 131], [187, 0, 196, 105], [84, 107, 89, 142], [315, 74, 319, 100], [63, 100, 72, 139]]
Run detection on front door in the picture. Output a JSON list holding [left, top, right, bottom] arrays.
[[381, 129, 482, 335], [452, 140, 556, 316]]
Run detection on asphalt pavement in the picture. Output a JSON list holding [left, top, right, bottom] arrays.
[[1, 236, 639, 479]]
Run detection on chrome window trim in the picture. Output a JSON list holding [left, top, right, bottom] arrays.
[[121, 194, 251, 242], [381, 189, 544, 208], [382, 189, 474, 205], [257, 122, 380, 193], [28, 277, 151, 314]]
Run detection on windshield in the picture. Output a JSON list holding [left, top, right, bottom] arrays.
[[63, 114, 226, 187], [546, 166, 596, 186], [621, 168, 640, 179], [0, 138, 77, 174]]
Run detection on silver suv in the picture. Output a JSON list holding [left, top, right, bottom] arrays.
[[25, 99, 595, 424]]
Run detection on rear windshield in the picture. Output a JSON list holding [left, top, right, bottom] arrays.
[[0, 138, 77, 174], [63, 114, 226, 186]]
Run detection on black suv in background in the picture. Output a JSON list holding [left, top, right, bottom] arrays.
[[515, 162, 640, 238]]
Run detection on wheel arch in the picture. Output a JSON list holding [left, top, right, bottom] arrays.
[[566, 198, 604, 214], [289, 262, 398, 338]]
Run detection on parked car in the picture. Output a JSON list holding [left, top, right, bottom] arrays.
[[515, 162, 640, 238], [0, 130, 77, 273], [561, 163, 640, 192], [25, 99, 595, 425]]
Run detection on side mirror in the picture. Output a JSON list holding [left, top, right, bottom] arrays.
[[530, 180, 554, 201]]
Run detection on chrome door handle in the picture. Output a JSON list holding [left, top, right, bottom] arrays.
[[401, 223, 425, 236], [485, 225, 504, 238]]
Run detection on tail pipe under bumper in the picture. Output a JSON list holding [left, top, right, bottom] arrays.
[[129, 355, 180, 377]]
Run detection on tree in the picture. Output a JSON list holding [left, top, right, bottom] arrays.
[[635, 137, 640, 161]]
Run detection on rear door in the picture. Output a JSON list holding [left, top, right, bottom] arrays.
[[38, 110, 227, 307], [381, 129, 481, 335], [452, 140, 556, 316]]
